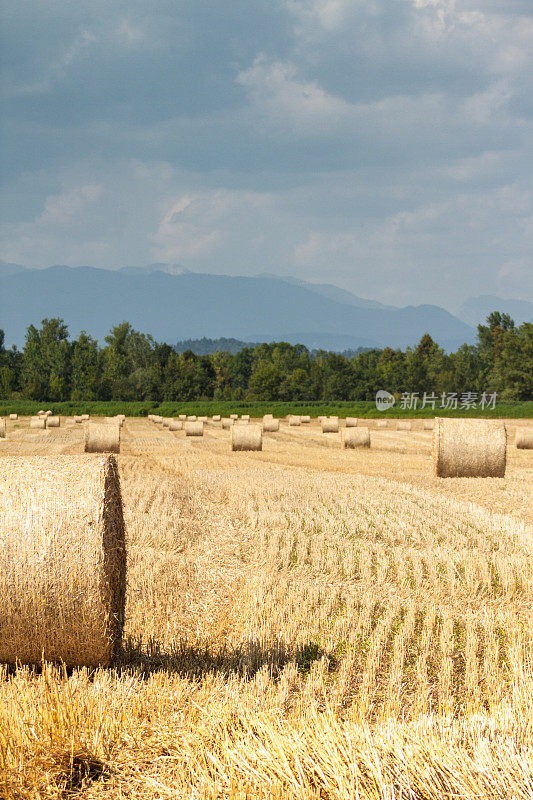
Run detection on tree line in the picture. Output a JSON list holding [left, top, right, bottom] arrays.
[[0, 313, 531, 402]]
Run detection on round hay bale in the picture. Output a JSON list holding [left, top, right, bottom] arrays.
[[0, 419, 5, 438], [263, 414, 273, 420], [317, 416, 326, 423], [231, 423, 262, 451], [46, 416, 60, 428], [73, 416, 83, 424], [178, 414, 187, 421], [198, 416, 208, 423], [221, 418, 234, 429], [9, 414, 18, 420], [37, 410, 45, 416], [162, 417, 173, 428], [0, 454, 126, 668], [397, 420, 412, 431], [432, 417, 507, 478], [263, 418, 279, 432], [85, 422, 120, 454], [169, 420, 183, 431], [30, 418, 46, 430], [184, 421, 203, 436], [187, 415, 197, 422], [322, 418, 339, 433], [212, 414, 221, 422], [515, 428, 533, 449], [81, 414, 90, 421], [345, 417, 358, 427], [377, 420, 387, 428], [230, 414, 238, 420], [343, 427, 370, 449], [241, 414, 250, 421], [301, 415, 311, 423], [153, 415, 163, 424], [45, 410, 52, 417], [289, 416, 301, 426]]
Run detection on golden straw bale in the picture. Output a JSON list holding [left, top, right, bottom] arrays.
[[184, 421, 204, 436], [423, 419, 434, 430], [45, 410, 52, 417], [0, 454, 126, 668], [230, 414, 238, 420], [231, 423, 262, 451], [46, 416, 60, 428], [433, 417, 506, 478], [178, 414, 187, 420], [301, 415, 311, 423], [162, 418, 173, 427], [81, 414, 89, 421], [377, 420, 387, 428], [321, 418, 339, 433], [343, 427, 370, 449], [263, 414, 273, 420], [187, 415, 197, 422], [263, 418, 280, 432], [317, 416, 326, 423], [84, 422, 120, 454], [345, 417, 358, 427], [289, 416, 301, 426], [0, 419, 5, 438], [73, 416, 83, 424], [397, 420, 412, 431], [168, 421, 183, 431], [153, 415, 163, 424], [30, 418, 46, 430], [241, 414, 250, 421], [198, 416, 208, 423], [515, 428, 533, 449], [37, 410, 45, 416], [212, 414, 221, 422], [9, 414, 17, 420], [221, 418, 234, 429]]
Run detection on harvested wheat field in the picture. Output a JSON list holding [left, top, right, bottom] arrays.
[[1, 415, 533, 799]]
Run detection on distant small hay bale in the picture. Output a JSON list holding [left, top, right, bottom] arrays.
[[46, 416, 60, 428], [343, 427, 370, 449], [377, 420, 387, 428], [169, 420, 183, 431], [230, 414, 238, 420], [397, 420, 412, 431], [289, 416, 301, 426], [423, 419, 434, 430], [515, 428, 533, 449], [81, 414, 90, 421], [263, 414, 273, 420], [73, 416, 83, 424], [37, 410, 45, 416], [198, 416, 208, 423], [178, 414, 187, 421], [187, 415, 197, 422], [433, 417, 506, 478], [222, 418, 234, 429], [241, 414, 250, 421], [162, 418, 173, 427], [345, 417, 358, 427], [321, 418, 339, 433], [231, 423, 262, 451], [212, 414, 221, 422], [30, 418, 46, 430], [0, 454, 126, 668], [301, 415, 311, 423], [0, 419, 5, 438], [318, 416, 326, 423], [104, 417, 120, 426], [9, 414, 18, 420], [184, 421, 204, 436], [153, 415, 163, 424], [84, 422, 120, 454], [263, 418, 279, 432], [45, 410, 52, 417]]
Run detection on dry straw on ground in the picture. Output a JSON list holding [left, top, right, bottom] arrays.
[[29, 418, 46, 429], [46, 416, 60, 428], [433, 417, 507, 477], [231, 422, 263, 451], [397, 420, 412, 431], [0, 454, 126, 668], [0, 419, 5, 438], [515, 428, 533, 449], [343, 427, 370, 448], [424, 419, 434, 430], [84, 422, 120, 454], [9, 413, 17, 420], [345, 417, 358, 427], [263, 418, 280, 432], [185, 421, 204, 436], [322, 418, 340, 433]]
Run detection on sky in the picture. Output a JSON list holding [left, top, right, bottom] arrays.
[[1, 0, 532, 311]]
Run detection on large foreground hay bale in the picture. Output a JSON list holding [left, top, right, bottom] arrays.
[[263, 418, 279, 432], [85, 422, 120, 454], [231, 423, 262, 451], [433, 417, 507, 478], [397, 420, 412, 431], [185, 421, 204, 436], [30, 418, 46, 429], [515, 428, 533, 449], [289, 416, 301, 426], [0, 419, 5, 438], [169, 420, 183, 431], [9, 414, 17, 420], [345, 417, 358, 427], [222, 418, 234, 429], [46, 416, 60, 428], [322, 418, 339, 433], [343, 427, 370, 449], [0, 454, 126, 668]]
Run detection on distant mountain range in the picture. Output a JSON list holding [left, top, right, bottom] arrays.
[[0, 261, 529, 351], [458, 295, 533, 327]]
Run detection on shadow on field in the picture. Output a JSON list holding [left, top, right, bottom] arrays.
[[118, 636, 338, 680]]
